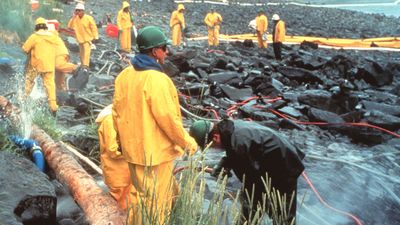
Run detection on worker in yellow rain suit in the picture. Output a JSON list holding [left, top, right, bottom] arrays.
[[68, 3, 99, 68], [204, 8, 223, 47], [272, 14, 286, 60], [54, 35, 78, 91], [169, 4, 185, 46], [22, 17, 59, 113], [117, 1, 133, 52], [112, 26, 198, 224], [256, 10, 268, 48], [96, 104, 134, 210]]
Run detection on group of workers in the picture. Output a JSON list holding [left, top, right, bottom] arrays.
[[169, 5, 286, 59], [21, 2, 302, 224], [22, 2, 98, 114]]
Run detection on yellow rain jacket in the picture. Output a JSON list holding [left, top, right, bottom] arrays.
[[96, 105, 133, 210], [22, 30, 59, 112], [117, 9, 133, 52], [112, 66, 198, 166], [55, 35, 77, 90], [169, 5, 185, 46], [273, 20, 286, 43], [22, 30, 58, 72], [67, 14, 99, 44], [256, 14, 268, 48], [204, 12, 223, 46]]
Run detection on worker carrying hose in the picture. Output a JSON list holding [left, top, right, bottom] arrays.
[[189, 119, 305, 225], [204, 8, 223, 47], [169, 4, 185, 46], [96, 104, 134, 210], [117, 1, 134, 53], [112, 26, 198, 224], [272, 14, 286, 60], [255, 10, 268, 48], [22, 17, 59, 114], [68, 3, 99, 69]]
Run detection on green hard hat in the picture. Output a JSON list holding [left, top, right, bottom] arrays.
[[189, 120, 213, 148], [136, 26, 171, 51]]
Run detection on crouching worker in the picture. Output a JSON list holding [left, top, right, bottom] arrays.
[[96, 104, 133, 210], [189, 119, 305, 225]]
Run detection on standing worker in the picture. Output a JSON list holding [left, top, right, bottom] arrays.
[[204, 8, 223, 47], [22, 17, 59, 114], [256, 10, 268, 49], [112, 26, 198, 224], [54, 34, 78, 91], [169, 4, 185, 46], [189, 119, 305, 225], [96, 104, 133, 210], [271, 14, 286, 60], [68, 3, 99, 69], [117, 1, 134, 53]]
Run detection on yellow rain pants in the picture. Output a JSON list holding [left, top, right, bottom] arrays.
[[55, 55, 78, 91], [79, 42, 92, 67], [256, 14, 268, 48], [128, 161, 179, 225], [22, 29, 59, 112], [117, 9, 133, 52], [170, 8, 185, 46], [25, 66, 58, 112], [68, 14, 98, 67], [204, 12, 223, 46], [96, 107, 134, 210]]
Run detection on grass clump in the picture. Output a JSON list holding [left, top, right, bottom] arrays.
[[32, 108, 61, 140]]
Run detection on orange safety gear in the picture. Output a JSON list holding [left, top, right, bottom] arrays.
[[68, 14, 98, 67], [112, 65, 198, 166], [96, 105, 134, 210], [55, 35, 77, 91], [273, 20, 286, 43], [169, 5, 185, 46], [204, 12, 222, 46], [22, 29, 58, 112], [256, 14, 268, 48], [117, 4, 133, 52]]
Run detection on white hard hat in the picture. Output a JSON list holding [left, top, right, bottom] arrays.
[[272, 14, 280, 21], [75, 3, 85, 10]]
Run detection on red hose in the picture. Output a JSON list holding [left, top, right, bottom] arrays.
[[302, 172, 363, 225]]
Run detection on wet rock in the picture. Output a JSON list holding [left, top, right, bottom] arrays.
[[321, 55, 356, 80], [363, 110, 400, 131], [300, 41, 318, 50], [87, 74, 114, 89], [67, 67, 89, 91], [208, 71, 243, 87], [0, 152, 56, 225], [220, 84, 253, 101], [242, 39, 254, 48], [361, 100, 400, 117], [65, 37, 79, 53], [356, 61, 393, 87], [308, 107, 345, 124], [162, 60, 180, 77], [277, 66, 323, 84], [298, 90, 333, 111], [278, 106, 302, 118]]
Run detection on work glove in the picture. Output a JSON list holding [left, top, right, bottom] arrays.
[[211, 157, 232, 178]]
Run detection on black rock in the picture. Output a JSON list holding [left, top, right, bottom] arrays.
[[361, 100, 400, 117], [277, 66, 323, 84], [356, 61, 393, 87], [308, 107, 345, 124], [219, 84, 253, 101], [364, 110, 400, 131], [208, 71, 243, 86], [0, 152, 56, 225]]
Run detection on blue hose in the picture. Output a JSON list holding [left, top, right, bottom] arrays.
[[9, 135, 46, 172]]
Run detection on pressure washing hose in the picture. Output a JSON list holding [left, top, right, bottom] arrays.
[[9, 135, 46, 172]]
